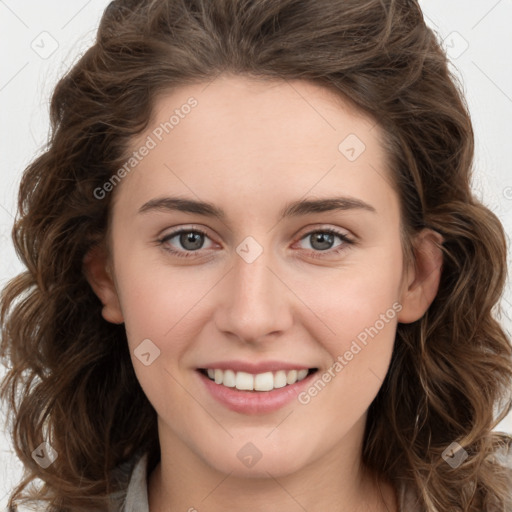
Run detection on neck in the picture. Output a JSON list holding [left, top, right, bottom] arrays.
[[147, 426, 397, 512]]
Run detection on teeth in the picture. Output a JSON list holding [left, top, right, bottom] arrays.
[[254, 372, 274, 391], [297, 369, 308, 381], [204, 368, 312, 391], [274, 370, 288, 389], [286, 370, 297, 385], [223, 369, 236, 387], [235, 371, 254, 390]]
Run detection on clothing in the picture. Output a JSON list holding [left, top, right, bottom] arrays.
[[119, 452, 422, 511], [122, 451, 151, 511]]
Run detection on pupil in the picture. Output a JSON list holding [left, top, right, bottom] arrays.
[[178, 231, 334, 252], [312, 232, 333, 251], [181, 232, 203, 250]]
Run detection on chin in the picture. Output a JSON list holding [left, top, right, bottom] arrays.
[[196, 436, 315, 479]]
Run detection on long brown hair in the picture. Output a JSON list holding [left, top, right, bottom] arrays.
[[1, 0, 511, 510]]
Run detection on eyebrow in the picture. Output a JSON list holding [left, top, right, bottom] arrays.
[[138, 195, 376, 219]]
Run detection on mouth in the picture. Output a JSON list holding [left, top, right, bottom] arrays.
[[198, 367, 318, 392]]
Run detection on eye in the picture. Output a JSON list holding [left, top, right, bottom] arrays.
[[295, 228, 354, 258], [157, 226, 354, 259], [158, 227, 215, 258]]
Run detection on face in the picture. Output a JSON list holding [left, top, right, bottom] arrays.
[[86, 74, 440, 480]]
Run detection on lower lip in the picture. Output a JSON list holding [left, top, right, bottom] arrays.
[[197, 370, 317, 415]]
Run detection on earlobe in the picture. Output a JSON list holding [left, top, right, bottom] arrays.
[[82, 244, 124, 324], [397, 229, 444, 324]]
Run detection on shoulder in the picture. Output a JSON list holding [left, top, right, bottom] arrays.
[[3, 452, 152, 512], [396, 479, 422, 512], [395, 437, 512, 512], [491, 436, 512, 467], [110, 451, 150, 512]]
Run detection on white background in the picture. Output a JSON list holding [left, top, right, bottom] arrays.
[[1, 0, 512, 507]]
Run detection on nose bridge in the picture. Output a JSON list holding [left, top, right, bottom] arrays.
[[234, 243, 274, 303], [215, 235, 292, 342]]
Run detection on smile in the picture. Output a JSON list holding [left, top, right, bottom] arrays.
[[200, 368, 316, 392]]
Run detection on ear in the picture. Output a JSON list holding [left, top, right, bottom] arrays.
[[397, 228, 444, 324], [82, 244, 124, 324]]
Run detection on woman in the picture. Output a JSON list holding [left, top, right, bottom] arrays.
[[1, 0, 511, 510]]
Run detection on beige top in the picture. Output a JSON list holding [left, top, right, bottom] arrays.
[[119, 452, 422, 511]]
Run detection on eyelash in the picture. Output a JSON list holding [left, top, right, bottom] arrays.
[[157, 227, 354, 259]]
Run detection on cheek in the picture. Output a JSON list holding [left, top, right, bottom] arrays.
[[114, 261, 212, 416], [293, 246, 403, 357], [293, 263, 402, 425], [114, 251, 219, 356]]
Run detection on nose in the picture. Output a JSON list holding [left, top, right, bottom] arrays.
[[213, 244, 294, 345]]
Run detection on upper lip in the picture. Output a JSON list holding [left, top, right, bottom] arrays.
[[197, 360, 315, 374]]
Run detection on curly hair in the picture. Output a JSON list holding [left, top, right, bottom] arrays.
[[1, 0, 511, 510]]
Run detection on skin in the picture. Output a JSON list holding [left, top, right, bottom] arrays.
[[84, 74, 443, 511]]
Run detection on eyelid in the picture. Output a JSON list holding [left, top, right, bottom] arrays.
[[295, 223, 353, 240], [157, 223, 356, 258], [292, 225, 355, 257], [158, 224, 216, 248]]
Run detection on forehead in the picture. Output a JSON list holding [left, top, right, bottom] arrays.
[[112, 74, 396, 219], [148, 74, 383, 159]]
